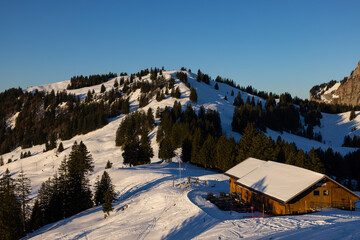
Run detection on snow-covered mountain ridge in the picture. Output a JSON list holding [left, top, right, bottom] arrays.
[[1, 69, 360, 239]]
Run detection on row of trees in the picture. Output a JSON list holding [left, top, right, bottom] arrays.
[[67, 73, 117, 90], [115, 109, 155, 166], [0, 84, 133, 155], [231, 91, 323, 141]]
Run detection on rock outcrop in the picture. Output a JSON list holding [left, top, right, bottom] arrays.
[[310, 61, 360, 106]]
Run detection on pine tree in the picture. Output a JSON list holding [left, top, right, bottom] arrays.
[[158, 136, 175, 162], [308, 148, 325, 173], [0, 169, 25, 239], [16, 169, 32, 233], [102, 188, 114, 216], [105, 160, 112, 169], [236, 123, 257, 162], [113, 79, 119, 88], [233, 92, 243, 107], [199, 135, 216, 168], [350, 109, 356, 121], [248, 134, 277, 161], [66, 141, 94, 216], [100, 84, 106, 93], [57, 142, 64, 153], [139, 132, 154, 165], [122, 137, 140, 166], [215, 135, 236, 171], [122, 98, 130, 114], [181, 138, 192, 163], [189, 87, 197, 103], [214, 83, 219, 90], [29, 199, 43, 231], [94, 171, 115, 206]]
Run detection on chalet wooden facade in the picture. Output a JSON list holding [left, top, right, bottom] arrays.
[[225, 158, 360, 215]]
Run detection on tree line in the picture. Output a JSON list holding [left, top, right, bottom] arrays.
[[231, 91, 323, 141], [67, 73, 118, 90], [155, 102, 360, 190], [0, 141, 116, 239]]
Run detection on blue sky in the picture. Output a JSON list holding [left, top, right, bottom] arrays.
[[1, 0, 359, 99]]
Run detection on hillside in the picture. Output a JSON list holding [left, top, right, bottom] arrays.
[[1, 69, 360, 239]]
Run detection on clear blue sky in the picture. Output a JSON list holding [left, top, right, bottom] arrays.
[[1, 0, 359, 99]]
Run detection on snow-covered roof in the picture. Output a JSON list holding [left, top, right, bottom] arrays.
[[225, 158, 265, 179], [225, 158, 325, 203]]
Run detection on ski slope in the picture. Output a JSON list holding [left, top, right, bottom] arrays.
[[0, 70, 359, 239], [22, 162, 360, 240]]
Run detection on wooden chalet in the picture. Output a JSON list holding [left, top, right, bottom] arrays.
[[225, 158, 360, 215]]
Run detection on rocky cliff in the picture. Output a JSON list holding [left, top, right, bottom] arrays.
[[310, 61, 360, 106]]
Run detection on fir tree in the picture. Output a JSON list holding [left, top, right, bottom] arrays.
[[233, 92, 243, 107], [308, 148, 325, 173], [236, 123, 258, 162], [29, 199, 43, 231], [0, 169, 25, 239], [214, 83, 219, 90], [66, 141, 94, 216], [100, 84, 106, 93], [199, 135, 216, 168], [350, 109, 356, 121], [122, 137, 141, 166], [181, 138, 192, 163], [105, 160, 112, 169], [215, 135, 236, 171], [158, 136, 175, 162], [102, 188, 114, 216], [113, 79, 119, 88], [57, 142, 64, 153], [139, 132, 154, 165], [16, 169, 32, 233], [94, 171, 115, 206], [189, 87, 197, 103]]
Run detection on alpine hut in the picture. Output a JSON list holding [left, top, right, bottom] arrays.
[[225, 158, 360, 215]]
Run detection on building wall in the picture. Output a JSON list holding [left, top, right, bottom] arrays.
[[230, 177, 286, 214], [229, 177, 358, 215], [287, 178, 358, 214]]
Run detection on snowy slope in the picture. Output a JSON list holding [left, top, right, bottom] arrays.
[[22, 162, 360, 240], [0, 70, 359, 239]]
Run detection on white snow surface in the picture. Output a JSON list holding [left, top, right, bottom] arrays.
[[323, 82, 340, 96], [0, 70, 358, 239], [229, 159, 325, 202], [6, 111, 19, 130], [225, 157, 265, 179]]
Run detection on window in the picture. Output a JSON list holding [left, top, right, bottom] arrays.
[[323, 190, 329, 196], [313, 190, 319, 196]]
